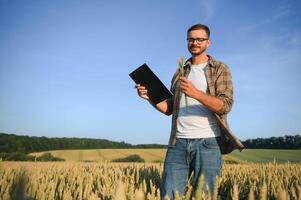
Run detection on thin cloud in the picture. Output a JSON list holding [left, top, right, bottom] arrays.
[[224, 32, 301, 96], [199, 0, 216, 22], [242, 2, 290, 32], [288, 32, 301, 47]]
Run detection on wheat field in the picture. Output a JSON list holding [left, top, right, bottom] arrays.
[[0, 161, 300, 200], [31, 149, 166, 162], [30, 149, 301, 163]]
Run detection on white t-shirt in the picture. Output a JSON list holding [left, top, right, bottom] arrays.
[[176, 62, 221, 138]]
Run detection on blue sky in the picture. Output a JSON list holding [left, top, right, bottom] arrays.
[[0, 0, 300, 144]]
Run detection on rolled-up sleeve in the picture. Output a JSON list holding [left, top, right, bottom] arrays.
[[215, 66, 234, 115]]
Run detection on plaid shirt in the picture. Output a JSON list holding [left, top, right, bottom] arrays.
[[165, 55, 245, 154]]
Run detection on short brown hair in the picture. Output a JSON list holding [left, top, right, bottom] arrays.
[[187, 24, 210, 38]]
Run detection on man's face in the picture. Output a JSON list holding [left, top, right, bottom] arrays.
[[187, 29, 210, 56]]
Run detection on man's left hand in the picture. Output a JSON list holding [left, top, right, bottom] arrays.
[[179, 77, 201, 99]]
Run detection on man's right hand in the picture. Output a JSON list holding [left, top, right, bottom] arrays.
[[135, 84, 172, 115], [135, 84, 150, 101]]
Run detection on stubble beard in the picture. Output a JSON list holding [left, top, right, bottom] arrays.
[[189, 46, 206, 57]]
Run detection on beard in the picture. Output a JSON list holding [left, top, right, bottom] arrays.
[[188, 45, 206, 56]]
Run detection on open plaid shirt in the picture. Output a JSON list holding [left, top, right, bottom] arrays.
[[164, 55, 245, 154]]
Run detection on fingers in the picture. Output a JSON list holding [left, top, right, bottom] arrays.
[[179, 77, 190, 88], [135, 84, 149, 98], [179, 77, 189, 86], [135, 85, 147, 93], [180, 86, 189, 94], [179, 77, 193, 95], [135, 84, 146, 90], [180, 85, 188, 90], [179, 77, 188, 82], [180, 82, 189, 88], [138, 89, 148, 95]]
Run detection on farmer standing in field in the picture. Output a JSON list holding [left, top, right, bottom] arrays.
[[135, 24, 244, 199]]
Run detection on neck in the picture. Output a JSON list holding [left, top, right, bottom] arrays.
[[192, 53, 208, 65]]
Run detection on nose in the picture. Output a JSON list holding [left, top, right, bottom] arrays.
[[192, 40, 198, 44]]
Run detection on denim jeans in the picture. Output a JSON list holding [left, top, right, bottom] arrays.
[[161, 137, 222, 199]]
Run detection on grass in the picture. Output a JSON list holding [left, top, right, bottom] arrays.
[[31, 149, 166, 162], [230, 149, 301, 163], [30, 149, 301, 163]]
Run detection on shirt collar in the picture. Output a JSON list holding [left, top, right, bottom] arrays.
[[185, 55, 216, 69]]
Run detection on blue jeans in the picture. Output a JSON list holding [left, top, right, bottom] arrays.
[[161, 137, 222, 199]]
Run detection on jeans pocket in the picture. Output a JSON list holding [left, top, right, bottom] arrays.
[[203, 137, 220, 149], [175, 138, 186, 146]]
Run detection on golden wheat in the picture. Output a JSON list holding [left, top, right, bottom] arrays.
[[0, 161, 300, 200]]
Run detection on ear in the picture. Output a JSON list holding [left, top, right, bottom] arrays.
[[206, 39, 211, 48]]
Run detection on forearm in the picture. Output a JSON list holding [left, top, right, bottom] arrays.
[[194, 90, 224, 113], [136, 84, 173, 115], [149, 99, 172, 115]]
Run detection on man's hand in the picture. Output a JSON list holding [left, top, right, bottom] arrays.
[[180, 77, 224, 113], [179, 77, 200, 99], [135, 84, 172, 115], [135, 84, 150, 101]]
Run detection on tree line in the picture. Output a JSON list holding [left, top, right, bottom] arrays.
[[243, 135, 301, 149], [0, 133, 300, 154], [0, 133, 165, 153]]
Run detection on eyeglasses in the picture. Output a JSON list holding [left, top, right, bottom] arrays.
[[187, 38, 209, 43]]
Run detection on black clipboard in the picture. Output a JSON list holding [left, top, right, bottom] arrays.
[[129, 63, 173, 104]]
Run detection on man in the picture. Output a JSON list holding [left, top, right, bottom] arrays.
[[136, 24, 244, 199]]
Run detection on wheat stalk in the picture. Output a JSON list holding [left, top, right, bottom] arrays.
[[178, 55, 188, 109]]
